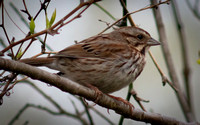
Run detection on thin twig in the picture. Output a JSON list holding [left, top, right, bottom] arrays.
[[98, 0, 170, 35], [119, 0, 135, 26], [4, 5, 25, 34], [31, 51, 58, 58], [79, 98, 94, 125], [88, 106, 115, 125], [20, 80, 89, 125], [148, 51, 178, 92], [77, 97, 115, 125], [0, 73, 17, 104], [1, 0, 97, 54], [8, 103, 88, 125], [0, 2, 14, 58], [22, 0, 32, 20], [9, 2, 53, 51], [9, 103, 30, 125], [24, 80, 65, 112], [18, 38, 35, 59], [54, 5, 91, 32], [42, 33, 48, 53], [118, 83, 132, 125], [33, 0, 51, 20], [69, 97, 81, 116]]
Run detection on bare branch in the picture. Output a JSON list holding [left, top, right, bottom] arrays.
[[0, 58, 198, 125], [1, 0, 99, 55], [99, 0, 170, 34], [9, 103, 88, 125]]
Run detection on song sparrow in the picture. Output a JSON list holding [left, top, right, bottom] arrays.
[[20, 26, 160, 93]]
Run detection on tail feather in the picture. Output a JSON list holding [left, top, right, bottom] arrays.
[[19, 57, 55, 66]]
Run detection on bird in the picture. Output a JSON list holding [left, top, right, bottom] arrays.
[[20, 26, 160, 94]]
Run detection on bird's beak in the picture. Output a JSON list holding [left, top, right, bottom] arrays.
[[147, 38, 160, 46]]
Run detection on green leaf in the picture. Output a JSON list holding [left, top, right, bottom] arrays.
[[29, 18, 35, 34], [16, 48, 23, 60], [49, 9, 56, 27], [197, 59, 200, 64], [46, 14, 50, 29]]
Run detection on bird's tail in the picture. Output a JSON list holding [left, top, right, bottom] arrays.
[[19, 57, 55, 67]]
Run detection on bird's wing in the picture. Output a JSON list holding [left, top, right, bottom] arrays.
[[52, 35, 130, 59]]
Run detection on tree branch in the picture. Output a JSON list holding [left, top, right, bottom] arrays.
[[0, 58, 198, 125], [151, 0, 195, 122]]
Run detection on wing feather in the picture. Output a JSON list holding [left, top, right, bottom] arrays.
[[52, 35, 130, 59]]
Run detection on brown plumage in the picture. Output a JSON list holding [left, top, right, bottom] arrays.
[[20, 26, 160, 93]]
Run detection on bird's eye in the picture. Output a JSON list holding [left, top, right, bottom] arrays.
[[137, 34, 144, 40]]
